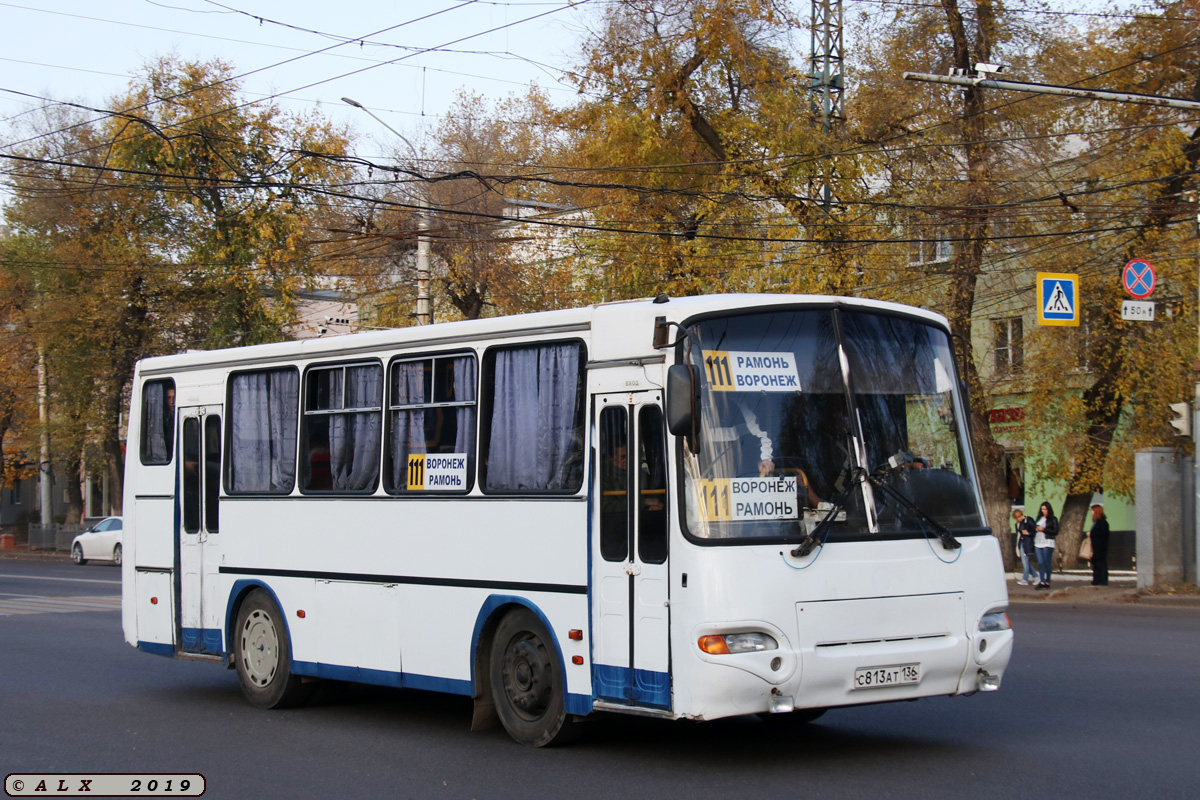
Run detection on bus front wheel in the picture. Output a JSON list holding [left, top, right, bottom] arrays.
[[489, 608, 576, 747], [234, 590, 313, 710]]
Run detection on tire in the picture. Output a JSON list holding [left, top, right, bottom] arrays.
[[489, 608, 575, 747], [72, 544, 87, 566], [758, 707, 827, 725], [112, 544, 122, 566], [233, 589, 314, 709]]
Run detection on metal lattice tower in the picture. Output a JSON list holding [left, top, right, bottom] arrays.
[[810, 0, 845, 133]]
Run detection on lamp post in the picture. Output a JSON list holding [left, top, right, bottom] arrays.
[[341, 97, 431, 326]]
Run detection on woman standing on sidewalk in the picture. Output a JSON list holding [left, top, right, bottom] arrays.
[[1034, 501, 1059, 589], [1013, 509, 1038, 585]]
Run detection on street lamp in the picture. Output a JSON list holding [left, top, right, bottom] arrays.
[[341, 97, 432, 326]]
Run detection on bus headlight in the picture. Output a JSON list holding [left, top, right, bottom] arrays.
[[698, 632, 779, 655], [978, 610, 1011, 632]]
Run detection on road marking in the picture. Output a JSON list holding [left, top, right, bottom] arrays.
[[0, 572, 121, 585], [0, 593, 121, 616]]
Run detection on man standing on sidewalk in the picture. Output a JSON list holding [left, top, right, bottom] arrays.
[[1088, 503, 1110, 586]]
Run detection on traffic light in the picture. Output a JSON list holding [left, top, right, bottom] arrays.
[[1168, 402, 1191, 437]]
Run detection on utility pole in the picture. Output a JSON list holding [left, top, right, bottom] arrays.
[[37, 345, 51, 525], [342, 97, 432, 326], [811, 0, 844, 210]]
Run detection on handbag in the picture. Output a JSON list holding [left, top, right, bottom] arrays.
[[1079, 536, 1093, 561]]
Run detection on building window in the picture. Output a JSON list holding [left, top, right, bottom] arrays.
[[385, 354, 476, 494], [909, 236, 952, 267], [228, 368, 299, 494], [993, 318, 1023, 377], [301, 362, 383, 493]]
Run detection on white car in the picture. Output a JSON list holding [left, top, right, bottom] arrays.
[[71, 517, 123, 566]]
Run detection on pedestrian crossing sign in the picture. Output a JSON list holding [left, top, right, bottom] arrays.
[[1036, 272, 1079, 327]]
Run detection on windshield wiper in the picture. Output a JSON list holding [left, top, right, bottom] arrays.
[[866, 470, 962, 550], [790, 465, 862, 558]]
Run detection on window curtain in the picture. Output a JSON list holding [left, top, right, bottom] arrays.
[[143, 382, 169, 463], [452, 356, 476, 456], [390, 361, 427, 490], [486, 344, 581, 491], [230, 370, 298, 493], [330, 365, 382, 491]]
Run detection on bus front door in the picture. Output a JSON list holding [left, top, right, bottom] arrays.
[[177, 407, 222, 654], [592, 392, 671, 709]]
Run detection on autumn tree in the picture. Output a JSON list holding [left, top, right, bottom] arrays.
[[1016, 0, 1200, 564], [850, 0, 1076, 556], [3, 56, 356, 508], [557, 0, 857, 299]]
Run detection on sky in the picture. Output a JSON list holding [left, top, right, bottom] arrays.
[[0, 0, 597, 159]]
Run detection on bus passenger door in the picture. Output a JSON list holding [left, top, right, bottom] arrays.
[[178, 407, 223, 654], [592, 392, 671, 709]]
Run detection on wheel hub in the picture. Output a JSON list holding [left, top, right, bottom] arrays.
[[241, 610, 278, 687], [502, 635, 552, 718]]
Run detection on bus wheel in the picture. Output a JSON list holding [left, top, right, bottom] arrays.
[[490, 609, 575, 747], [234, 590, 313, 710]]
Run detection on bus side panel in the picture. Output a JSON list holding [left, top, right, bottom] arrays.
[[216, 496, 592, 699], [134, 570, 176, 656]]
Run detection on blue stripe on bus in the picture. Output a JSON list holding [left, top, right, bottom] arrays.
[[181, 627, 224, 653], [289, 659, 592, 714], [593, 663, 630, 700], [592, 664, 671, 709], [137, 641, 175, 658], [633, 668, 671, 709]]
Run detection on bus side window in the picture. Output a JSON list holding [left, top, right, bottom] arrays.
[[638, 405, 668, 564], [204, 415, 221, 532], [386, 354, 476, 493], [182, 417, 200, 534], [227, 368, 299, 494], [481, 341, 585, 493], [141, 379, 175, 465], [599, 406, 628, 562]]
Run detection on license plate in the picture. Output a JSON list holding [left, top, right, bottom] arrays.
[[853, 663, 920, 690]]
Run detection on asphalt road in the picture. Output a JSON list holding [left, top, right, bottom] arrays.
[[2, 559, 1197, 799]]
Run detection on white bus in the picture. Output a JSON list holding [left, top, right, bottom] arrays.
[[122, 293, 1012, 746]]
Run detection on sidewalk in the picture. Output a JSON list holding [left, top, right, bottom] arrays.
[[0, 543, 71, 562], [1007, 570, 1200, 607]]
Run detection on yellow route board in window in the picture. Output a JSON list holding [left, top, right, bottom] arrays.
[[702, 350, 801, 392], [407, 453, 469, 490], [695, 477, 799, 521]]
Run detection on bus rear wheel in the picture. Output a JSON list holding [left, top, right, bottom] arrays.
[[489, 608, 575, 747], [234, 590, 313, 709]]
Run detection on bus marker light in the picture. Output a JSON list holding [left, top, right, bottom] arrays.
[[296, 610, 306, 619], [150, 597, 157, 605], [568, 629, 583, 640], [698, 635, 730, 655], [768, 689, 794, 713], [977, 670, 1000, 691], [572, 656, 584, 665]]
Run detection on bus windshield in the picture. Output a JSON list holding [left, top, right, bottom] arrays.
[[681, 308, 984, 542]]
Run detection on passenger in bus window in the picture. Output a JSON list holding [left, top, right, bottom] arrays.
[[601, 442, 662, 512]]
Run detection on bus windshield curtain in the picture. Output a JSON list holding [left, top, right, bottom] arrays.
[[330, 365, 382, 491], [230, 370, 298, 493], [143, 382, 169, 463], [487, 343, 581, 491], [390, 361, 427, 490]]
